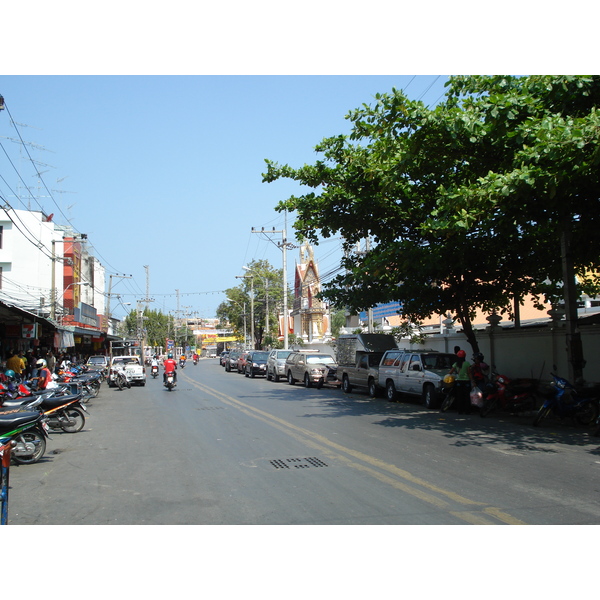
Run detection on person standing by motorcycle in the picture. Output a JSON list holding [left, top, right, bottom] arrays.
[[448, 350, 474, 414], [471, 353, 490, 393], [163, 353, 178, 384]]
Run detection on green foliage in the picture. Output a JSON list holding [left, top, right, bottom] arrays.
[[263, 76, 600, 352], [217, 259, 290, 349]]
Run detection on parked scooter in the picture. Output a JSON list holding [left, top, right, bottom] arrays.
[[0, 409, 49, 464], [533, 371, 599, 427], [479, 372, 539, 417]]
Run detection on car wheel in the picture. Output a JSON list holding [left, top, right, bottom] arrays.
[[368, 379, 378, 398], [267, 370, 272, 381], [386, 380, 398, 402], [422, 384, 435, 409], [341, 375, 353, 394], [287, 371, 295, 385], [304, 373, 312, 388], [274, 372, 280, 382]]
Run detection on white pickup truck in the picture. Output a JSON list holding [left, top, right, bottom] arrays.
[[109, 355, 146, 387]]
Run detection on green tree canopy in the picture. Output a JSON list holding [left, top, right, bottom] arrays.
[[263, 75, 600, 360], [217, 259, 289, 349]]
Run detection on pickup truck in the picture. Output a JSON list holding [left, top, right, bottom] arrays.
[[336, 333, 398, 397], [109, 355, 146, 387], [378, 349, 456, 408]]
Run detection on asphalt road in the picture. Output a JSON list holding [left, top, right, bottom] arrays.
[[5, 358, 600, 525]]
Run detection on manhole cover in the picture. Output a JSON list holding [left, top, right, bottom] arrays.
[[270, 457, 329, 469]]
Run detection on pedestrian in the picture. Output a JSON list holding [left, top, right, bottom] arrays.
[[448, 350, 474, 414], [6, 350, 25, 382], [46, 350, 56, 374]]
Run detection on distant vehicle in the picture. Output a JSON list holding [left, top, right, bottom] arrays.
[[245, 351, 269, 378], [86, 355, 108, 370], [225, 351, 241, 372], [266, 349, 293, 382], [285, 350, 339, 388], [220, 351, 230, 367], [237, 352, 250, 374], [108, 355, 146, 387]]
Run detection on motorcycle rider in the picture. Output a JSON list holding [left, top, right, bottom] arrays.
[[164, 353, 178, 384], [32, 359, 53, 391]]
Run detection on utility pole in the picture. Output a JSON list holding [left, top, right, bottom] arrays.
[[105, 274, 132, 362], [236, 275, 254, 349], [251, 217, 295, 349]]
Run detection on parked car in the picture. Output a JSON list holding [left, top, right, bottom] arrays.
[[219, 351, 230, 367], [108, 355, 146, 387], [285, 350, 339, 388], [245, 351, 269, 378], [266, 349, 293, 382], [378, 349, 456, 408], [237, 352, 250, 374], [225, 351, 242, 372], [86, 355, 108, 371]]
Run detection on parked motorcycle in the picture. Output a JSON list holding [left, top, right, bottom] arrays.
[[41, 395, 88, 433], [479, 373, 539, 417], [151, 365, 159, 378], [0, 410, 49, 464], [533, 371, 599, 427], [439, 375, 456, 412], [112, 366, 131, 391]]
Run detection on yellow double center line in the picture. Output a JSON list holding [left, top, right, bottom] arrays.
[[186, 375, 526, 525]]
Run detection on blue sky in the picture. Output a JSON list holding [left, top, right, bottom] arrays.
[[1, 4, 588, 322], [0, 75, 451, 319]]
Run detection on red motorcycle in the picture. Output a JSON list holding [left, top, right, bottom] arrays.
[[479, 372, 540, 417]]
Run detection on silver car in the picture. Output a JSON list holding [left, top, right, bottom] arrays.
[[285, 351, 339, 389], [266, 350, 293, 382]]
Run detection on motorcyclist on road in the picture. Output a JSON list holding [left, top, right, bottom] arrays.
[[164, 353, 178, 383]]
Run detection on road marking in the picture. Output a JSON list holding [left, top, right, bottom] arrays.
[[185, 375, 526, 525]]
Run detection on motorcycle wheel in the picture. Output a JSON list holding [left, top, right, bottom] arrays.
[[479, 396, 497, 418], [90, 382, 100, 398], [117, 376, 124, 391], [60, 407, 85, 433], [532, 405, 551, 427], [440, 390, 455, 413], [12, 430, 46, 464], [575, 401, 599, 426]]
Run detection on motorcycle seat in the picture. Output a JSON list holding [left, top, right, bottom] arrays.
[[41, 395, 82, 409], [0, 411, 41, 432]]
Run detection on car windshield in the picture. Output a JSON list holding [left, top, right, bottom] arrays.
[[275, 351, 292, 359], [88, 357, 105, 364], [252, 352, 269, 360], [306, 354, 335, 365], [229, 352, 240, 359], [422, 354, 455, 370], [115, 357, 140, 366]]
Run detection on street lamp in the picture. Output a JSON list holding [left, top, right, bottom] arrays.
[[243, 265, 270, 348], [236, 272, 254, 349]]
